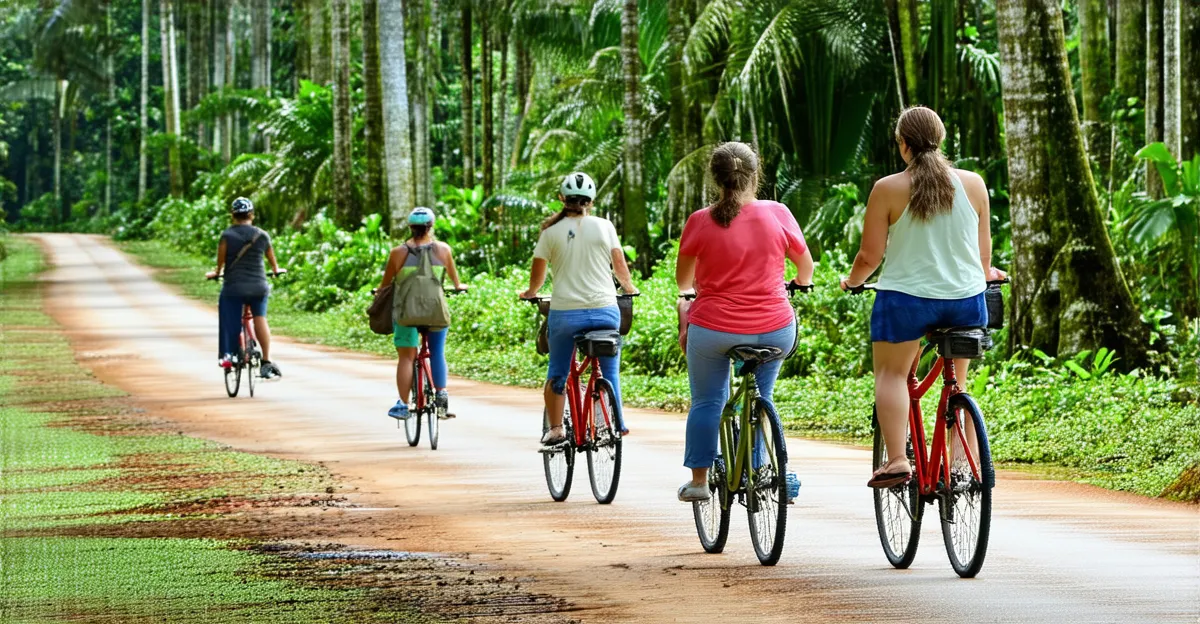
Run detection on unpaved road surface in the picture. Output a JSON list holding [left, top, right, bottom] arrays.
[[35, 234, 1200, 623]]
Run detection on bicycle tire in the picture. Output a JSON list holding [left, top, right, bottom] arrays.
[[586, 379, 622, 504], [693, 455, 730, 554], [404, 361, 422, 446], [747, 399, 788, 566], [940, 393, 993, 578], [872, 404, 923, 568], [425, 367, 439, 450], [246, 338, 258, 398], [542, 406, 575, 502], [224, 351, 241, 398]]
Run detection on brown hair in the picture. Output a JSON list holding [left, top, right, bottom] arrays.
[[708, 142, 759, 227], [540, 202, 588, 232], [409, 224, 432, 240], [895, 106, 954, 221]]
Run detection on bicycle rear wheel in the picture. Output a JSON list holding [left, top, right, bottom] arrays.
[[224, 351, 241, 397], [404, 361, 422, 446], [940, 393, 993, 578], [586, 379, 622, 504], [425, 367, 439, 450], [872, 404, 922, 568], [542, 406, 575, 502], [693, 454, 730, 554], [747, 400, 788, 566], [246, 337, 259, 398]]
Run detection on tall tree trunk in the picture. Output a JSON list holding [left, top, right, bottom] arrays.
[[497, 0, 510, 191], [309, 0, 331, 84], [1164, 0, 1182, 159], [223, 0, 236, 162], [897, 0, 919, 106], [381, 0, 415, 230], [1181, 2, 1200, 161], [997, 0, 1146, 360], [621, 0, 650, 272], [1146, 0, 1165, 198], [509, 37, 531, 170], [251, 0, 271, 150], [104, 0, 114, 216], [213, 0, 227, 161], [460, 1, 474, 189], [331, 0, 356, 225], [138, 0, 149, 202], [1079, 0, 1112, 179], [53, 80, 62, 222], [1115, 0, 1145, 105], [481, 3, 493, 199], [411, 0, 433, 207], [667, 0, 686, 237], [186, 0, 209, 148], [161, 0, 183, 198], [363, 0, 385, 218]]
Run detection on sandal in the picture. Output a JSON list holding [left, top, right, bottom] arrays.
[[868, 459, 912, 489]]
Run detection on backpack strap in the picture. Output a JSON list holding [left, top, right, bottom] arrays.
[[229, 227, 264, 269]]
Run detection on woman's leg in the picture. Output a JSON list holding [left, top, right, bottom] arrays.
[[544, 310, 579, 430], [872, 340, 922, 474], [587, 307, 625, 431], [249, 296, 271, 361], [750, 322, 797, 468], [217, 294, 242, 358], [396, 347, 417, 399], [427, 329, 448, 389], [683, 325, 735, 484]]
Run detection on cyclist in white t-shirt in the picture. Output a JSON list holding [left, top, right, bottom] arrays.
[[520, 172, 638, 445]]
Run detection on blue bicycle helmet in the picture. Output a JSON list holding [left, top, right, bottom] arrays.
[[231, 197, 254, 215], [408, 207, 435, 225]]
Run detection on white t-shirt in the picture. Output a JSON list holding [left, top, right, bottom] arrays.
[[533, 215, 622, 311]]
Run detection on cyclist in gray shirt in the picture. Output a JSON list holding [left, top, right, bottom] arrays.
[[206, 197, 286, 378]]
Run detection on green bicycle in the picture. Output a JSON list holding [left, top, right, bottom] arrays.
[[686, 283, 808, 566]]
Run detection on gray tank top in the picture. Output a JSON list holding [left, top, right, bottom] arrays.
[[403, 242, 444, 268]]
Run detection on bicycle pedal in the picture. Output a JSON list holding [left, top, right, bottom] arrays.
[[439, 412, 456, 420], [538, 441, 570, 453]]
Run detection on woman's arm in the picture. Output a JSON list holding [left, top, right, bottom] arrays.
[[439, 243, 466, 289], [788, 247, 815, 286], [676, 254, 698, 295], [610, 249, 638, 294], [962, 171, 1006, 281], [378, 246, 409, 290], [265, 245, 283, 275], [206, 239, 228, 279], [520, 258, 548, 298], [841, 179, 894, 289]]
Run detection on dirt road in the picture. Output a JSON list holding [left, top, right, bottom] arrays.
[[34, 234, 1200, 623]]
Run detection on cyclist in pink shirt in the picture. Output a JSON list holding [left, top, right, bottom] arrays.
[[675, 142, 814, 502]]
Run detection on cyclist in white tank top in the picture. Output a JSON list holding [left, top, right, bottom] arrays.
[[840, 107, 1006, 489]]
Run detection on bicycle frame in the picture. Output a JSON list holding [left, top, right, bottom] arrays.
[[715, 366, 778, 503], [906, 351, 983, 497], [411, 330, 435, 411], [563, 351, 612, 449], [239, 305, 258, 354]]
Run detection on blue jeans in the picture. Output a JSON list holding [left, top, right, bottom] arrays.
[[547, 306, 624, 430], [218, 294, 267, 358], [684, 322, 796, 469]]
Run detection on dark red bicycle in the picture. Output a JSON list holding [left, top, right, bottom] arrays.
[[850, 280, 1006, 578], [522, 295, 635, 504], [404, 326, 445, 449]]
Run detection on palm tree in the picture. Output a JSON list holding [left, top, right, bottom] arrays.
[[331, 0, 355, 224], [160, 0, 183, 197], [409, 0, 434, 207], [621, 0, 650, 270], [461, 0, 474, 188], [140, 0, 150, 200], [381, 0, 415, 229], [363, 0, 385, 216]]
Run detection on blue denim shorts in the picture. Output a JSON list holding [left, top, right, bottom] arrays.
[[870, 290, 988, 343]]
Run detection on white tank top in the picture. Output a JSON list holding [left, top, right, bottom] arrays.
[[876, 172, 986, 300]]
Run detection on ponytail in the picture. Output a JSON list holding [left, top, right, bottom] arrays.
[[896, 106, 955, 221], [708, 142, 760, 228], [540, 206, 585, 232]]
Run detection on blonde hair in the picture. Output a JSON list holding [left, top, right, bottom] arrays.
[[896, 106, 954, 221]]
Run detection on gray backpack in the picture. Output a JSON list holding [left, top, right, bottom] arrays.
[[393, 244, 450, 329]]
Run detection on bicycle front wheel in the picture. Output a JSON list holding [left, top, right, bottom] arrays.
[[693, 455, 730, 554], [542, 407, 575, 502], [246, 338, 259, 398], [747, 400, 788, 566], [404, 362, 422, 446], [585, 379, 622, 504], [940, 393, 993, 578], [872, 404, 922, 569]]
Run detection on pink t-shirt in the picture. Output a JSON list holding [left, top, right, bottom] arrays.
[[679, 200, 807, 334]]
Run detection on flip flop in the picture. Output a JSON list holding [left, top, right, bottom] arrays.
[[868, 470, 913, 489]]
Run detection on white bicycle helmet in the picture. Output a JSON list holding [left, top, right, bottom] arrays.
[[560, 172, 597, 200], [408, 207, 435, 225]]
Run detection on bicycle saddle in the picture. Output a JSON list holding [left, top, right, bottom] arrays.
[[927, 326, 992, 360], [726, 345, 785, 364], [575, 330, 621, 358]]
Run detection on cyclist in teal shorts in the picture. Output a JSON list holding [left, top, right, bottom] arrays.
[[377, 208, 468, 421]]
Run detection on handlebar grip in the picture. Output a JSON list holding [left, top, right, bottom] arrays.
[[785, 282, 813, 295]]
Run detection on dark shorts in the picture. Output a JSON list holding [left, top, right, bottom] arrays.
[[221, 294, 268, 317], [870, 290, 988, 343]]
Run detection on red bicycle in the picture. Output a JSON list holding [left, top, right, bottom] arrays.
[[851, 281, 1004, 578], [523, 295, 634, 504], [403, 327, 446, 450], [207, 272, 283, 398]]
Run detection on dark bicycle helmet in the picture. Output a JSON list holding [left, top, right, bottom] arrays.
[[231, 197, 254, 215]]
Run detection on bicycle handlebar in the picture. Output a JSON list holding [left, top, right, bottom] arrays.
[[679, 281, 811, 301], [207, 269, 287, 281], [520, 293, 638, 304], [846, 278, 1010, 295], [371, 286, 468, 295]]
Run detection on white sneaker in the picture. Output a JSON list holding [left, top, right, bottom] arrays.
[[541, 426, 566, 446], [677, 481, 711, 502]]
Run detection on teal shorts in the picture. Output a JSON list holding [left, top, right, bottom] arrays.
[[393, 323, 420, 348]]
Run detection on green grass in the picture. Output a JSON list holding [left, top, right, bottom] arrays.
[[0, 237, 441, 623], [117, 238, 1200, 500]]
